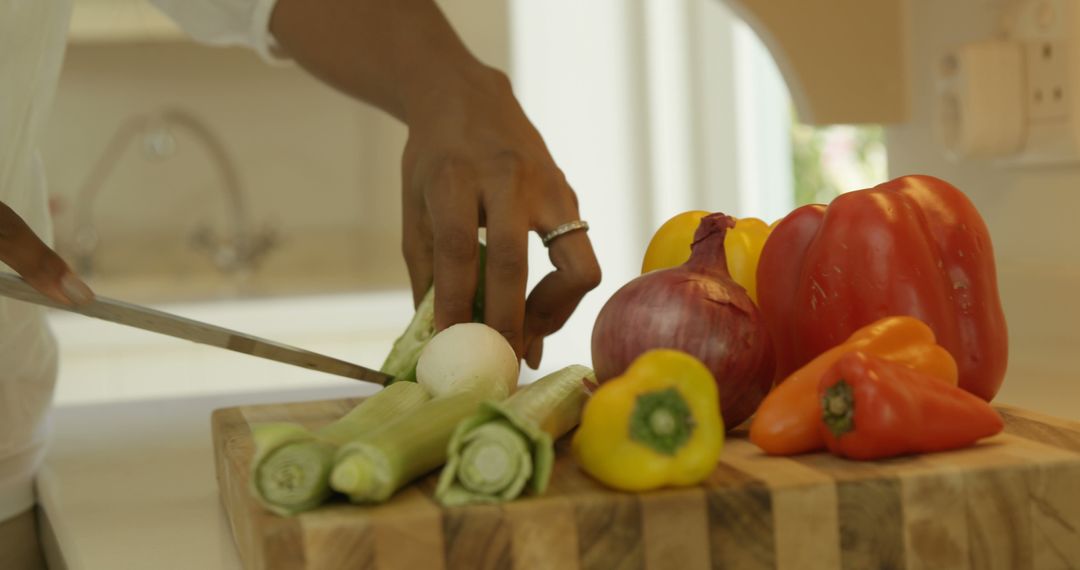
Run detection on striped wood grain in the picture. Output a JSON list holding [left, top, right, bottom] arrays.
[[212, 401, 1080, 570]]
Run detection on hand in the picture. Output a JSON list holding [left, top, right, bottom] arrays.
[[400, 68, 601, 366], [269, 0, 601, 366], [0, 201, 94, 305]]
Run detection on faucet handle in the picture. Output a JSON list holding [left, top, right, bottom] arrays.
[[242, 225, 279, 266], [189, 223, 279, 274]]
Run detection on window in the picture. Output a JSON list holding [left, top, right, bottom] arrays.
[[506, 0, 890, 374], [638, 0, 889, 221], [731, 9, 889, 215], [792, 122, 888, 207]]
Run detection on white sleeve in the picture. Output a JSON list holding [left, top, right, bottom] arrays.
[[148, 0, 287, 63]]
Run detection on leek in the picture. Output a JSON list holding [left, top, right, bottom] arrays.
[[436, 364, 592, 506], [380, 244, 487, 382], [330, 390, 490, 503], [379, 287, 435, 381], [249, 381, 431, 515], [332, 322, 519, 503]]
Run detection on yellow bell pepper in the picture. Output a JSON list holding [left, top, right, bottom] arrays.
[[640, 210, 709, 273], [572, 349, 724, 492], [722, 217, 774, 304], [641, 211, 776, 303]]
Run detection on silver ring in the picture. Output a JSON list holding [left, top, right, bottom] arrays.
[[540, 220, 589, 247]]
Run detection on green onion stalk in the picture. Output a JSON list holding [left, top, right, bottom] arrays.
[[330, 389, 492, 503], [379, 287, 435, 382], [380, 245, 487, 382], [435, 365, 593, 506], [249, 381, 431, 516]]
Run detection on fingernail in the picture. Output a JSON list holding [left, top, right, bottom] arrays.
[[61, 272, 95, 306], [525, 339, 543, 369]]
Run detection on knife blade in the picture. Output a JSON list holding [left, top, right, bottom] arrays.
[[0, 272, 394, 385]]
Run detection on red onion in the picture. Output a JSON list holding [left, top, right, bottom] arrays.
[[591, 213, 774, 429]]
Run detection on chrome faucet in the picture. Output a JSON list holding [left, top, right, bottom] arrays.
[[69, 108, 276, 276]]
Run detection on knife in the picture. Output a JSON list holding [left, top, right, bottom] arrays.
[[0, 272, 393, 385]]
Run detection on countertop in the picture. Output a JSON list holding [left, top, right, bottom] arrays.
[[38, 291, 400, 570], [40, 372, 1080, 570], [34, 289, 1079, 568], [37, 288, 582, 569], [39, 385, 367, 570]]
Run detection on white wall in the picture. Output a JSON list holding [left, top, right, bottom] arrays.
[[732, 19, 794, 222], [507, 0, 794, 377], [508, 0, 652, 377], [46, 0, 813, 388], [886, 0, 1080, 418], [42, 0, 509, 300], [640, 0, 793, 226]]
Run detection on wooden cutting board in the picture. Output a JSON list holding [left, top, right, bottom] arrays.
[[212, 399, 1080, 570]]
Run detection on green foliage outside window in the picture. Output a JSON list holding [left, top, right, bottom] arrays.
[[791, 113, 887, 207]]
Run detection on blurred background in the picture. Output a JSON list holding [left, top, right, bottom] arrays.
[[49, 0, 886, 304], [47, 0, 1072, 419]]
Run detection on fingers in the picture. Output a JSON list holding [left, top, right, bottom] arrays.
[[405, 146, 598, 368], [483, 188, 529, 357], [0, 202, 94, 306], [524, 337, 543, 369], [426, 160, 480, 331], [522, 194, 601, 367], [401, 148, 435, 308]]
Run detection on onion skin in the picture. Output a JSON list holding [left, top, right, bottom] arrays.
[[591, 213, 774, 429]]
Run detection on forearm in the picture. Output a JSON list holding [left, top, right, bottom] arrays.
[[271, 0, 599, 360], [269, 0, 491, 122]]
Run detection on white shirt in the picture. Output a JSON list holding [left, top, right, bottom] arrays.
[[0, 0, 282, 522]]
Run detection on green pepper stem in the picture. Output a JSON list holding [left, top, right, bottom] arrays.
[[629, 388, 695, 455], [822, 380, 855, 438], [649, 407, 678, 436]]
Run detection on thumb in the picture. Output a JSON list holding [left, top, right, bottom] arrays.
[[0, 202, 94, 306]]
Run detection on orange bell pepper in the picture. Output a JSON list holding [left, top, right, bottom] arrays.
[[641, 211, 774, 303], [749, 316, 958, 455]]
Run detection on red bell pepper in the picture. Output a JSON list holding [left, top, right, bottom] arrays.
[[819, 350, 1004, 460], [756, 175, 1008, 401]]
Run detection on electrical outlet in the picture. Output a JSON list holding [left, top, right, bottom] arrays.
[[1026, 39, 1069, 119], [935, 40, 1026, 158], [1002, 0, 1080, 163]]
